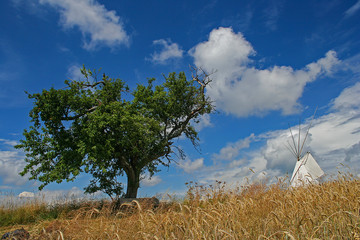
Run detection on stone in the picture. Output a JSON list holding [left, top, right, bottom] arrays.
[[112, 197, 160, 213], [1, 228, 30, 240]]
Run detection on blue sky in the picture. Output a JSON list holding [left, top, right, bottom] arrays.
[[1, 0, 360, 199]]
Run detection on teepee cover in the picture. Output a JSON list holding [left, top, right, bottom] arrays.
[[290, 152, 324, 187]]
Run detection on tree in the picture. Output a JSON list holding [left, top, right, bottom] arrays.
[[15, 66, 214, 199]]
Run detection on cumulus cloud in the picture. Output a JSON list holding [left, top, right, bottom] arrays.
[[190, 27, 255, 76], [149, 39, 183, 64], [178, 158, 204, 173], [39, 0, 129, 50], [190, 27, 340, 117]]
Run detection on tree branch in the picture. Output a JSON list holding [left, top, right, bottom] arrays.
[[82, 80, 106, 88], [167, 67, 212, 139], [61, 99, 102, 121]]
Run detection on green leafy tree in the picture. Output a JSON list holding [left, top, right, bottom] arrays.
[[15, 66, 214, 199]]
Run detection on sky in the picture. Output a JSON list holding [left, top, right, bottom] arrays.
[[1, 0, 360, 200]]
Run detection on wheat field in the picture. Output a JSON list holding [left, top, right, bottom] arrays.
[[1, 174, 359, 239]]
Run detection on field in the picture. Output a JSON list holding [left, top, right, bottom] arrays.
[[1, 174, 359, 239]]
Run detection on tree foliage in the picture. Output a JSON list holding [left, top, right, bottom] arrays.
[[16, 66, 214, 198]]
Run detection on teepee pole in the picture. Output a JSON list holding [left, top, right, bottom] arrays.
[[298, 118, 301, 161], [298, 107, 317, 157], [288, 124, 299, 160]]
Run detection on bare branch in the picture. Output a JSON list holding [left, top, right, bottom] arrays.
[[82, 81, 106, 88]]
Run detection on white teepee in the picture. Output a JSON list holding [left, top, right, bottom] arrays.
[[287, 112, 324, 187], [290, 152, 324, 187]]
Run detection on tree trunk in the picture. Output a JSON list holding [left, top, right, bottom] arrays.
[[125, 167, 140, 198]]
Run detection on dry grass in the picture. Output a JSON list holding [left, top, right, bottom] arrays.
[[1, 174, 359, 239]]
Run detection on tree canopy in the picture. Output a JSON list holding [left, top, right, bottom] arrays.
[[16, 66, 214, 198]]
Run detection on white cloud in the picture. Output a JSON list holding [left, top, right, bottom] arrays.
[[67, 64, 85, 81], [345, 141, 360, 162], [310, 113, 360, 157], [212, 134, 254, 161], [345, 0, 360, 18], [189, 27, 255, 76], [178, 158, 204, 173], [342, 53, 360, 76], [260, 130, 296, 171], [149, 39, 184, 64], [19, 191, 35, 198], [0, 139, 18, 146], [331, 81, 360, 111], [0, 141, 28, 186], [39, 0, 129, 50], [190, 157, 271, 187], [141, 175, 162, 187], [193, 114, 212, 131], [190, 27, 340, 117]]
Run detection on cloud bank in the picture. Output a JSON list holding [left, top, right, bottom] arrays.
[[189, 82, 360, 185], [190, 27, 340, 117], [0, 139, 28, 187]]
